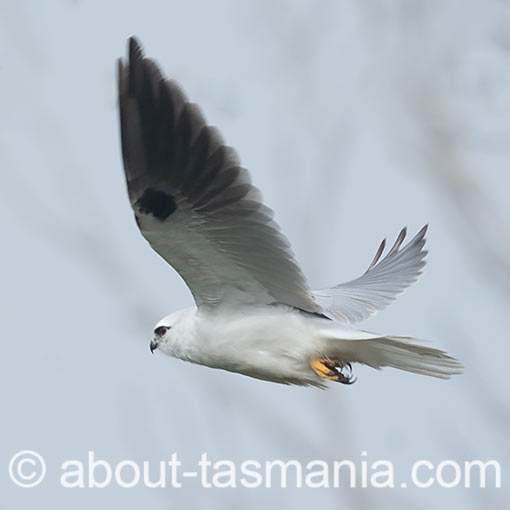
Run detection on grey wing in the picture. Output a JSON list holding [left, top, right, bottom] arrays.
[[313, 225, 428, 323], [117, 37, 321, 312]]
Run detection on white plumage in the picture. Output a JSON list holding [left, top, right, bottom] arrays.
[[118, 37, 462, 387]]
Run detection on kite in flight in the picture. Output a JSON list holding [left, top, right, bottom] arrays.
[[117, 37, 462, 387]]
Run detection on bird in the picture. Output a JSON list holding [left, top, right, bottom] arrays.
[[117, 37, 462, 388]]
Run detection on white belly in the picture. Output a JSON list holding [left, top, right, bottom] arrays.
[[169, 305, 324, 385]]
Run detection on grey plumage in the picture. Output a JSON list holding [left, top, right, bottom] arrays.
[[313, 225, 429, 323]]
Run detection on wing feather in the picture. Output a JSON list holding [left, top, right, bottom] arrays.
[[313, 225, 429, 323], [118, 37, 320, 313]]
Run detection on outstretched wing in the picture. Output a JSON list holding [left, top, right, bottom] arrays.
[[313, 226, 428, 323], [117, 37, 320, 313]]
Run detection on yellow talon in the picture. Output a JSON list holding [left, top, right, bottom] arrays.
[[310, 357, 356, 384], [310, 357, 340, 380]]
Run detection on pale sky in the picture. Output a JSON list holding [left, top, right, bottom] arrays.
[[1, 1, 509, 509]]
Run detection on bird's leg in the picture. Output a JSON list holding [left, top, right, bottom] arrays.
[[310, 357, 338, 380], [310, 357, 356, 384]]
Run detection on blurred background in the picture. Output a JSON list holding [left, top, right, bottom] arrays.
[[1, 0, 509, 508]]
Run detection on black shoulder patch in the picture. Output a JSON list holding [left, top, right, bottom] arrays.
[[135, 188, 176, 221]]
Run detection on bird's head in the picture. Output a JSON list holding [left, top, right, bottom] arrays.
[[150, 324, 169, 354], [149, 309, 193, 355]]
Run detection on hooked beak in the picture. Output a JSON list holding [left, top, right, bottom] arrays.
[[150, 339, 159, 354]]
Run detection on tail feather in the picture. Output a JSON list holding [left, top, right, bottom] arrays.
[[331, 336, 463, 379]]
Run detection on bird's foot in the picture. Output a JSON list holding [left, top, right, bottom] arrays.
[[310, 357, 356, 384]]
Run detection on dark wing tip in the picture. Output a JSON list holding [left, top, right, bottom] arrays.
[[364, 224, 429, 275], [410, 224, 429, 245], [117, 57, 128, 97], [387, 226, 407, 257], [128, 36, 144, 62], [118, 35, 254, 219], [116, 57, 123, 84], [365, 237, 386, 274]]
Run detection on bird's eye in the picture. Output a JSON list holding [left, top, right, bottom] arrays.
[[154, 326, 169, 336]]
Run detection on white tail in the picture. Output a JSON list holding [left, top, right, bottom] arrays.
[[330, 336, 463, 379]]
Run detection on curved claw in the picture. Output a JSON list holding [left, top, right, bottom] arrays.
[[310, 357, 356, 385]]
